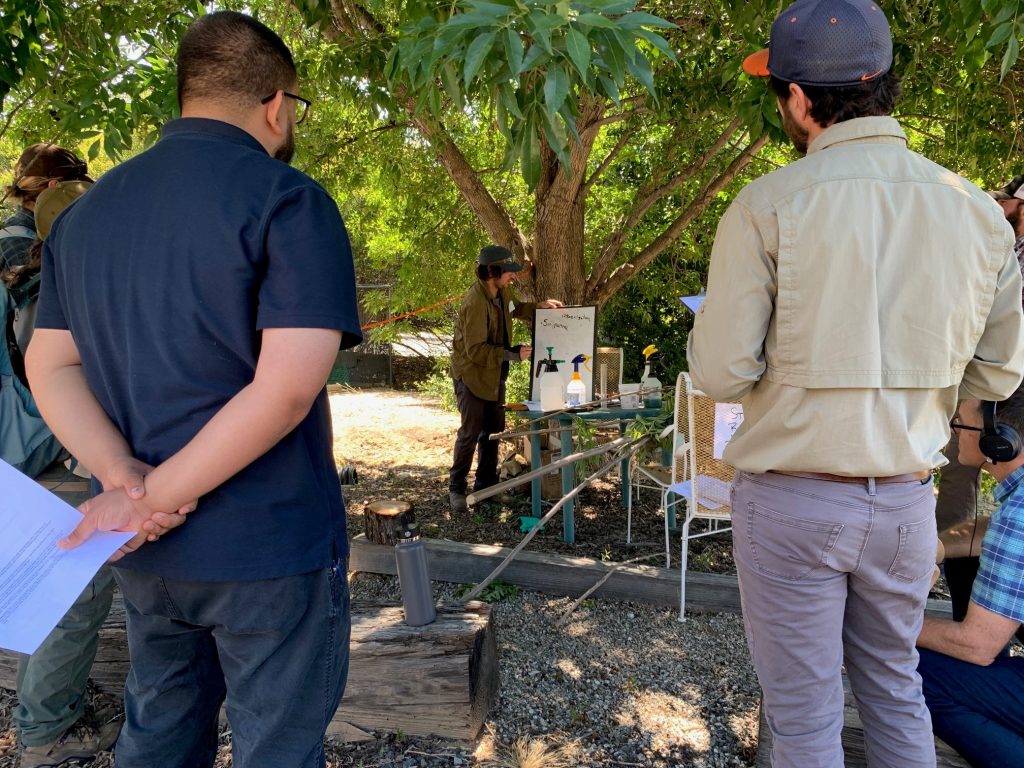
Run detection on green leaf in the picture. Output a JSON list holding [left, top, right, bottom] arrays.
[[542, 109, 571, 168], [464, 30, 496, 85], [636, 28, 678, 62], [991, 3, 1017, 24], [557, 100, 582, 146], [598, 30, 627, 84], [521, 43, 549, 71], [760, 91, 781, 129], [520, 115, 542, 189], [383, 45, 400, 83], [598, 74, 621, 106], [504, 27, 524, 75], [500, 83, 525, 118], [1000, 30, 1020, 80], [443, 12, 498, 28], [565, 27, 591, 78], [530, 22, 553, 54], [616, 11, 677, 30], [495, 90, 511, 138], [625, 51, 656, 98], [441, 62, 463, 107], [575, 12, 617, 29], [987, 21, 1013, 48], [586, 0, 638, 13], [543, 64, 569, 120], [466, 0, 515, 15]]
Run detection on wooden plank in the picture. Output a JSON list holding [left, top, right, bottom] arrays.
[[349, 535, 955, 619], [1, 596, 498, 743], [756, 686, 970, 767]]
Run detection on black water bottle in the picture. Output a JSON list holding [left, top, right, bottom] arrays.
[[394, 521, 436, 626]]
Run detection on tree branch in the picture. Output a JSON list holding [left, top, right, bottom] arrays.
[[591, 133, 770, 306], [586, 116, 742, 295], [410, 113, 529, 260], [581, 129, 632, 198]]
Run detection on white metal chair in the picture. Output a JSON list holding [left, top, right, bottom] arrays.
[[673, 371, 737, 621], [626, 373, 687, 566]]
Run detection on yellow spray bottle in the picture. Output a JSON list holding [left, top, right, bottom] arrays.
[[641, 344, 663, 408]]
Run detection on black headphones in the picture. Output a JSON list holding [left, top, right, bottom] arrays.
[[979, 400, 1024, 464]]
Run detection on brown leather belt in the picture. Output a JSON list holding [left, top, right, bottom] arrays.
[[770, 470, 931, 484]]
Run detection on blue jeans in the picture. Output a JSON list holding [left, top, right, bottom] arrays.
[[112, 562, 349, 768], [918, 647, 1024, 768]]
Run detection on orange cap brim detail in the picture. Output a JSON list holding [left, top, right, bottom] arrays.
[[743, 48, 771, 77]]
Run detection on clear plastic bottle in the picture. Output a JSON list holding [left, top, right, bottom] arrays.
[[566, 353, 589, 407]]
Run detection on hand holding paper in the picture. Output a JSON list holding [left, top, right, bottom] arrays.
[[59, 487, 191, 560]]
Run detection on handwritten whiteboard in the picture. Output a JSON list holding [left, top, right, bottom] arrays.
[[530, 306, 597, 402], [713, 403, 744, 459]]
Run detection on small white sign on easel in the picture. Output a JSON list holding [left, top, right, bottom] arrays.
[[713, 403, 744, 459]]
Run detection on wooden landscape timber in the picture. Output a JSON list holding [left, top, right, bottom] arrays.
[[349, 534, 956, 621], [755, 679, 970, 768], [0, 597, 498, 743]]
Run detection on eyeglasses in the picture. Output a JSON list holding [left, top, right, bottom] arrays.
[[260, 91, 311, 125], [950, 416, 983, 433]]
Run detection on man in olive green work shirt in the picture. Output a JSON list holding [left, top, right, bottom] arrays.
[[449, 245, 561, 514], [687, 1, 1024, 766]]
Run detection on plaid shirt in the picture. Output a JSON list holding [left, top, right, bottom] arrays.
[[0, 207, 36, 273], [972, 465, 1024, 623]]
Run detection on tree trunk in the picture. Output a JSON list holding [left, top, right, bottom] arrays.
[[533, 169, 587, 305], [527, 100, 602, 306]]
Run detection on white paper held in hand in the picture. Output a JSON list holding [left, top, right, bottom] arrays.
[[0, 459, 132, 654]]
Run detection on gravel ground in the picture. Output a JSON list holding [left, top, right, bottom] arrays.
[[0, 389, 975, 766], [0, 576, 760, 768]]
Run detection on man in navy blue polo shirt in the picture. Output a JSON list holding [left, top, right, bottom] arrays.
[[26, 11, 360, 768]]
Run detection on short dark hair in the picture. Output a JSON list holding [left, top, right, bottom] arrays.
[[769, 70, 902, 127], [176, 11, 297, 111], [981, 388, 1024, 438], [476, 264, 503, 281]]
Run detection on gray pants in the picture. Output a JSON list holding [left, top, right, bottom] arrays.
[[732, 471, 937, 768]]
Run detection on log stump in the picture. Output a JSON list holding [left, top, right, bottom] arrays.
[[363, 499, 413, 545], [0, 593, 498, 742]]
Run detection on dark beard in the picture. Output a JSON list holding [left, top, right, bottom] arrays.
[[779, 99, 810, 155], [274, 123, 295, 164], [1007, 204, 1024, 238]]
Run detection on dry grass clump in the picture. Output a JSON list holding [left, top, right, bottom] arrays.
[[482, 734, 580, 768]]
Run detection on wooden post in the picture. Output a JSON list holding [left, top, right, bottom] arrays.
[[363, 499, 413, 545]]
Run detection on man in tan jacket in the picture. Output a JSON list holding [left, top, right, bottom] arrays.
[[449, 245, 561, 513], [687, 1, 1024, 766]]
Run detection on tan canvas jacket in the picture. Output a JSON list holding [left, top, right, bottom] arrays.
[[451, 280, 536, 401], [687, 117, 1024, 475]]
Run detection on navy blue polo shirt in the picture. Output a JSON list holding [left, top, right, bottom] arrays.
[[36, 118, 362, 581]]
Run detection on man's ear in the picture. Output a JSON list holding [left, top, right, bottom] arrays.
[[261, 90, 287, 138], [788, 83, 814, 126]]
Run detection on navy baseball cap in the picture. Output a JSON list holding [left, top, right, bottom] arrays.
[[743, 0, 893, 86], [478, 244, 523, 272]]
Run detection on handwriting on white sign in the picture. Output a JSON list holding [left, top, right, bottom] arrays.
[[713, 403, 744, 460]]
